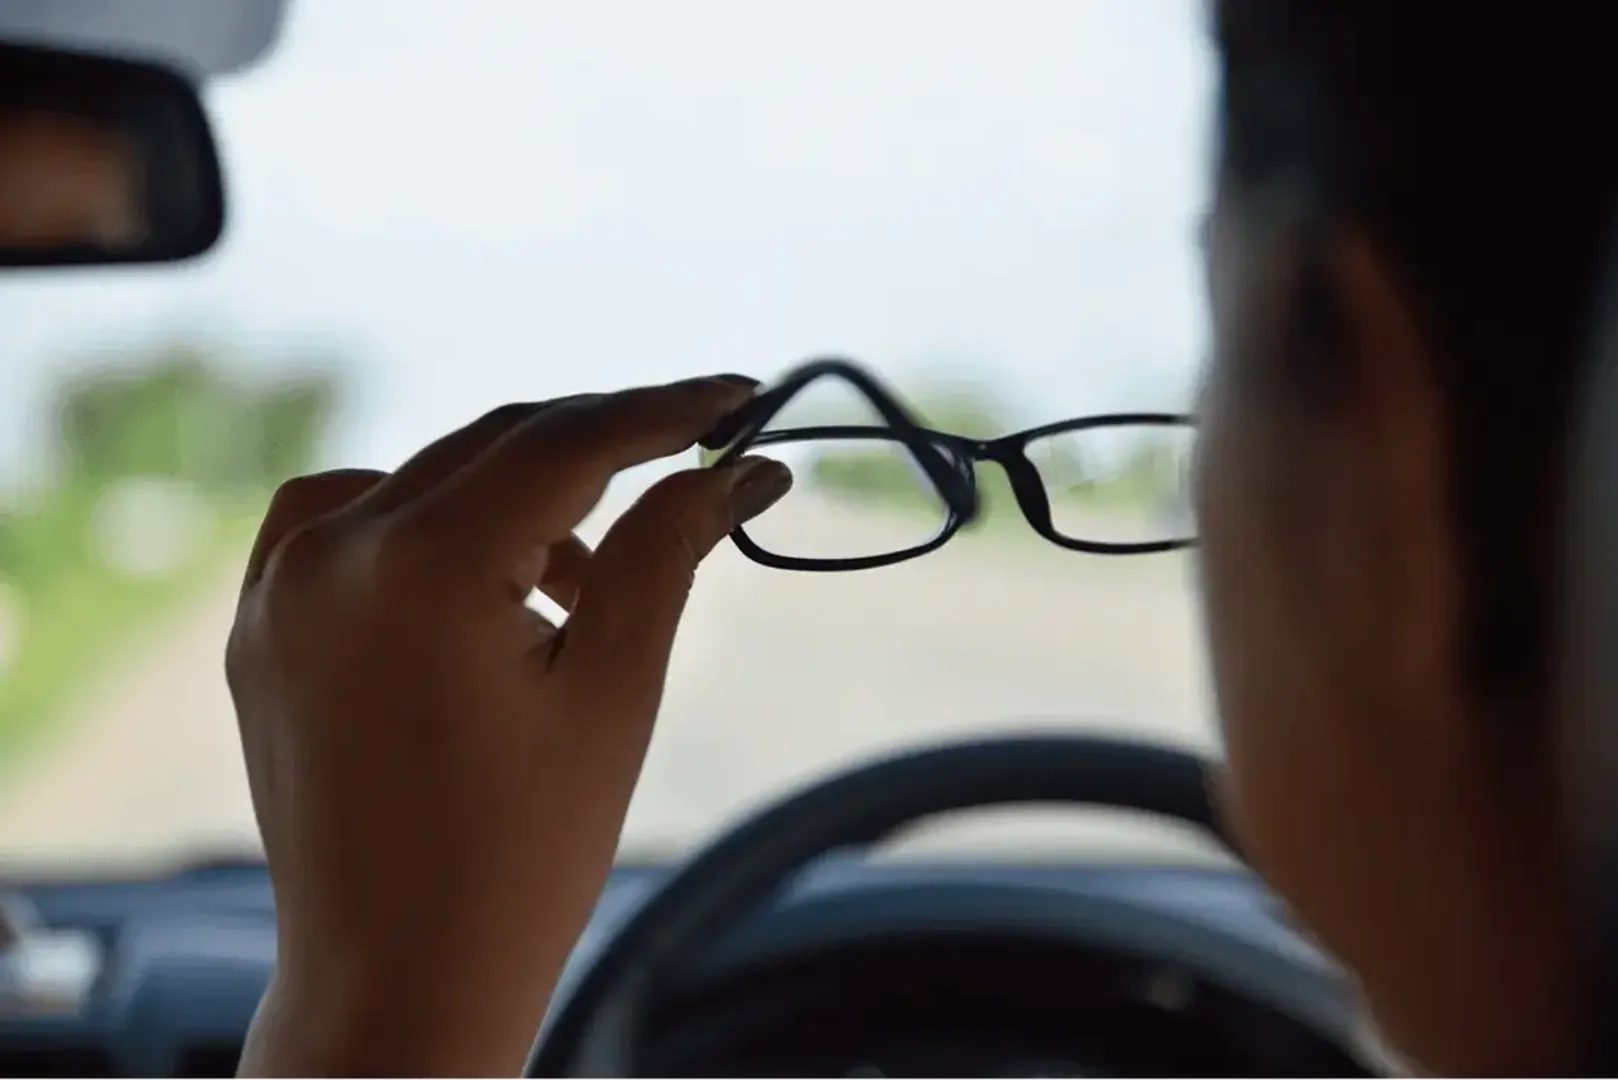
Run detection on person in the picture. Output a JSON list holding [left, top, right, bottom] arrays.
[[227, 3, 1618, 1076], [0, 106, 145, 250]]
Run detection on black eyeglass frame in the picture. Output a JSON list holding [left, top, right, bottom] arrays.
[[701, 356, 1197, 572]]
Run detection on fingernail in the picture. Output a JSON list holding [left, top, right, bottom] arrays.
[[713, 373, 762, 390], [727, 456, 793, 524]]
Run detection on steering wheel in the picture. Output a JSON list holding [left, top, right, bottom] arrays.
[[526, 733, 1233, 1077]]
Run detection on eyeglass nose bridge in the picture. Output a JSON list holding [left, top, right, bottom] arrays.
[[927, 438, 983, 525], [937, 434, 1056, 536]]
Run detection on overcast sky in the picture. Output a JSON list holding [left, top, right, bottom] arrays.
[[0, 0, 1214, 480]]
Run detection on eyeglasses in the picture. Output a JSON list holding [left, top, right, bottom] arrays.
[[699, 357, 1197, 571]]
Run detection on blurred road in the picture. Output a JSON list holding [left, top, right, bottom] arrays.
[[0, 487, 1218, 868]]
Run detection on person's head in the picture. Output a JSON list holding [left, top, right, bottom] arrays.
[[1195, 3, 1618, 1072], [0, 106, 145, 248]]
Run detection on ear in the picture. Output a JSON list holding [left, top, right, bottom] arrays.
[[1294, 229, 1577, 1073], [1328, 228, 1462, 709]]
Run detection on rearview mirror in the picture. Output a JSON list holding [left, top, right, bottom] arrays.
[[0, 42, 225, 267]]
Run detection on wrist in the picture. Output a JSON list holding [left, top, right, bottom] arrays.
[[239, 947, 562, 1078]]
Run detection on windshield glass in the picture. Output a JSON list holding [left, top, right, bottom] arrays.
[[0, 0, 1215, 869]]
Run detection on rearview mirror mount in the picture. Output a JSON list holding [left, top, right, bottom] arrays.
[[0, 41, 225, 267]]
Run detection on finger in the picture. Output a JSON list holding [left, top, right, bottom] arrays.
[[241, 469, 386, 589], [551, 456, 792, 709], [511, 533, 594, 610], [355, 396, 596, 517], [420, 375, 760, 560]]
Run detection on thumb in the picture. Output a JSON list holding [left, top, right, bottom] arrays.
[[555, 456, 792, 707]]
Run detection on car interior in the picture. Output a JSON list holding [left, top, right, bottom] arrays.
[[19, 2, 1618, 1077], [3, 738, 1367, 1078]]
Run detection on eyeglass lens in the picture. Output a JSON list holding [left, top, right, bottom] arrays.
[[701, 369, 1194, 564], [1023, 420, 1195, 548]]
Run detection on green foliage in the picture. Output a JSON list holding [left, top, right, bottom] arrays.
[[905, 388, 1009, 440], [797, 382, 1183, 530], [9, 342, 344, 596], [807, 452, 931, 505], [50, 345, 341, 493], [0, 341, 348, 762], [787, 384, 1014, 524], [54, 350, 222, 484], [792, 385, 1006, 525], [241, 377, 338, 483], [0, 489, 95, 598]]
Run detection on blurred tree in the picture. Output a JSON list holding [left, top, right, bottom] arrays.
[[238, 376, 339, 486], [0, 343, 346, 747], [799, 382, 1025, 527], [1024, 431, 1089, 493], [0, 491, 96, 594], [911, 387, 1022, 529], [0, 511, 21, 579], [906, 390, 1007, 440], [807, 452, 933, 506], [1117, 433, 1178, 498], [50, 344, 343, 493], [54, 348, 227, 486]]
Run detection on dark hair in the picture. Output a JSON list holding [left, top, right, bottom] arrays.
[[1214, 1, 1618, 724]]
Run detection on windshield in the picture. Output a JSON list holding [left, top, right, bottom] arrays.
[[0, 1, 1215, 870]]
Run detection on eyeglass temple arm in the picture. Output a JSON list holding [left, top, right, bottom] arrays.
[[697, 357, 978, 518]]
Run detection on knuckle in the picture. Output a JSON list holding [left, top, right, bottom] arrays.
[[369, 504, 457, 580], [507, 412, 621, 479], [502, 396, 615, 457], [246, 469, 383, 590], [646, 466, 721, 508], [261, 518, 341, 584], [266, 469, 382, 521], [223, 611, 249, 680], [470, 397, 602, 446], [223, 609, 265, 696], [264, 472, 327, 518], [473, 401, 541, 432], [638, 471, 730, 556], [534, 392, 605, 416]]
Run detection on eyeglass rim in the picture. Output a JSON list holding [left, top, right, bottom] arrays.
[[740, 411, 1196, 451], [701, 358, 1197, 569], [699, 356, 978, 524], [729, 413, 1197, 570]]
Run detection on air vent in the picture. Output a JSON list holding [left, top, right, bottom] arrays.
[[0, 928, 104, 1019]]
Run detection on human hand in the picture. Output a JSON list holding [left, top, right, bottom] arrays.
[[227, 376, 791, 1077]]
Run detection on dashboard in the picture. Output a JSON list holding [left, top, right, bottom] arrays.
[[0, 857, 1367, 1077]]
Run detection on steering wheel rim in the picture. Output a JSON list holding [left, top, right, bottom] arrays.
[[527, 732, 1233, 1077]]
